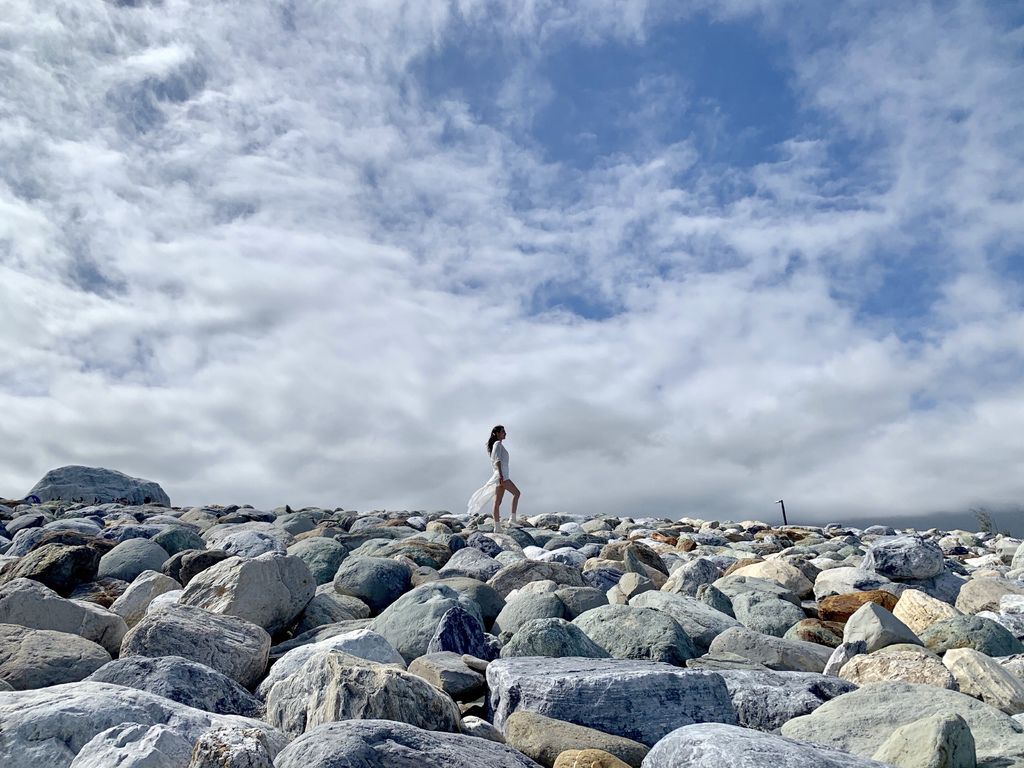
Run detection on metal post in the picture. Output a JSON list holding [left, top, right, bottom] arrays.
[[776, 499, 788, 526]]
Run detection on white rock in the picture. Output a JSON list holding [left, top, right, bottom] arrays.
[[893, 589, 962, 635], [870, 712, 976, 768], [0, 578, 127, 655], [944, 647, 1024, 715], [68, 723, 193, 768], [110, 570, 182, 628], [842, 602, 922, 653], [730, 560, 813, 598], [147, 589, 183, 614]]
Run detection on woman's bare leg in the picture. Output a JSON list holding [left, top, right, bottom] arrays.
[[492, 486, 505, 530], [501, 480, 521, 523]]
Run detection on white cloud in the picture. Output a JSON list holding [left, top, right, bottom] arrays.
[[0, 0, 1021, 526]]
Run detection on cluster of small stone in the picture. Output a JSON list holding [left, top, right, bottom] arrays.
[[2, 466, 1024, 768]]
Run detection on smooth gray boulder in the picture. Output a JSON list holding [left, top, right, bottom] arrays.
[[286, 537, 348, 585], [179, 553, 315, 636], [0, 681, 286, 768], [290, 589, 363, 635], [842, 601, 922, 653], [488, 560, 586, 599], [713, 574, 801, 606], [862, 534, 944, 580], [573, 604, 697, 664], [661, 558, 721, 596], [273, 719, 542, 768], [871, 712, 977, 768], [0, 577, 126, 655], [150, 525, 205, 557], [438, 546, 502, 581], [26, 466, 170, 506], [108, 569, 181, 628], [0, 623, 110, 689], [408, 652, 486, 700], [708, 626, 833, 672], [97, 538, 170, 583], [731, 591, 807, 637], [814, 567, 893, 600], [714, 669, 857, 732], [265, 650, 461, 736], [629, 591, 741, 652], [487, 656, 738, 746], [781, 681, 1024, 767], [256, 628, 404, 700], [921, 615, 1024, 657], [500, 617, 612, 659], [642, 723, 892, 768], [554, 586, 608, 619], [493, 591, 566, 638], [332, 556, 411, 613], [120, 604, 270, 688], [86, 655, 263, 717], [369, 582, 483, 663]]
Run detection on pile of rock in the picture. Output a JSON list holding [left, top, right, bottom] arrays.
[[2, 467, 1024, 766]]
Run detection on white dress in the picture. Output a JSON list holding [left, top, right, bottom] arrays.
[[467, 440, 510, 516]]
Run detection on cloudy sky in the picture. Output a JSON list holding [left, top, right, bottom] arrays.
[[1, 1, 1022, 526]]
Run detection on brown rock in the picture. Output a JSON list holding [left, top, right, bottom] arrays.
[[504, 711, 649, 768], [554, 749, 632, 768], [723, 558, 762, 577], [676, 539, 697, 552], [598, 541, 668, 576], [819, 590, 898, 623], [650, 533, 677, 546], [67, 577, 130, 608], [784, 618, 845, 648]]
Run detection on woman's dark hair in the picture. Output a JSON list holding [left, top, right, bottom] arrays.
[[487, 425, 504, 454]]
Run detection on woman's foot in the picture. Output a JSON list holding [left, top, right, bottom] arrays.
[[493, 519, 503, 533]]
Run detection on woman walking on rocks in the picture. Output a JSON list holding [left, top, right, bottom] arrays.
[[467, 424, 520, 531]]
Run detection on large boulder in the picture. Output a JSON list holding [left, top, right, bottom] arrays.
[[427, 604, 495, 659], [818, 590, 898, 623], [708, 626, 832, 672], [369, 582, 483, 663], [781, 681, 1024, 767], [841, 602, 921, 653], [97, 538, 171, 583], [629, 591, 741, 653], [0, 543, 99, 595], [642, 723, 891, 768], [956, 577, 1024, 615], [265, 650, 461, 736], [861, 535, 944, 580], [0, 681, 285, 768], [714, 669, 857, 732], [501, 618, 611, 659], [439, 546, 502, 581], [68, 722, 193, 768], [0, 623, 110, 689], [892, 588, 963, 634], [731, 591, 807, 637], [504, 711, 649, 768], [256, 628, 404, 699], [109, 569, 181, 627], [814, 567, 892, 600], [920, 615, 1024, 657], [179, 553, 315, 636], [86, 655, 262, 717], [487, 657, 737, 747], [286, 538, 348, 585], [189, 726, 277, 768], [729, 560, 814, 598], [871, 712, 977, 768], [331, 556, 411, 613], [407, 652, 486, 700], [573, 604, 697, 664], [944, 647, 1024, 715], [839, 646, 957, 689], [26, 466, 170, 506], [488, 560, 586, 599], [273, 719, 542, 768], [0, 577, 126, 654], [120, 604, 270, 688], [493, 592, 566, 638]]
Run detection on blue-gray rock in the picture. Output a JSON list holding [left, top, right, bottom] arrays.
[[369, 582, 483, 664], [573, 604, 697, 665], [435, 577, 506, 629], [554, 586, 608, 619], [643, 723, 891, 768], [427, 604, 495, 659], [27, 466, 170, 506], [714, 669, 857, 732], [487, 656, 738, 746], [97, 538, 170, 583], [273, 719, 542, 768], [0, 623, 111, 689], [583, 566, 625, 593], [920, 615, 1024, 657], [500, 617, 612, 659], [731, 591, 807, 637], [86, 654, 262, 717], [861, 534, 945, 581], [708, 626, 833, 672], [467, 532, 504, 558], [713, 575, 801, 606], [332, 556, 411, 614], [287, 537, 348, 585], [164, 549, 230, 586], [488, 560, 586, 599]]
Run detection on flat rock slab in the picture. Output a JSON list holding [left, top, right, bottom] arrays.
[[274, 719, 543, 768], [781, 681, 1024, 768], [708, 626, 832, 672], [487, 657, 737, 747], [642, 723, 891, 768], [0, 681, 286, 768]]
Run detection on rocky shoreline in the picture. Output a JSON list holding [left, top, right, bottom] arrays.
[[2, 469, 1024, 767]]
